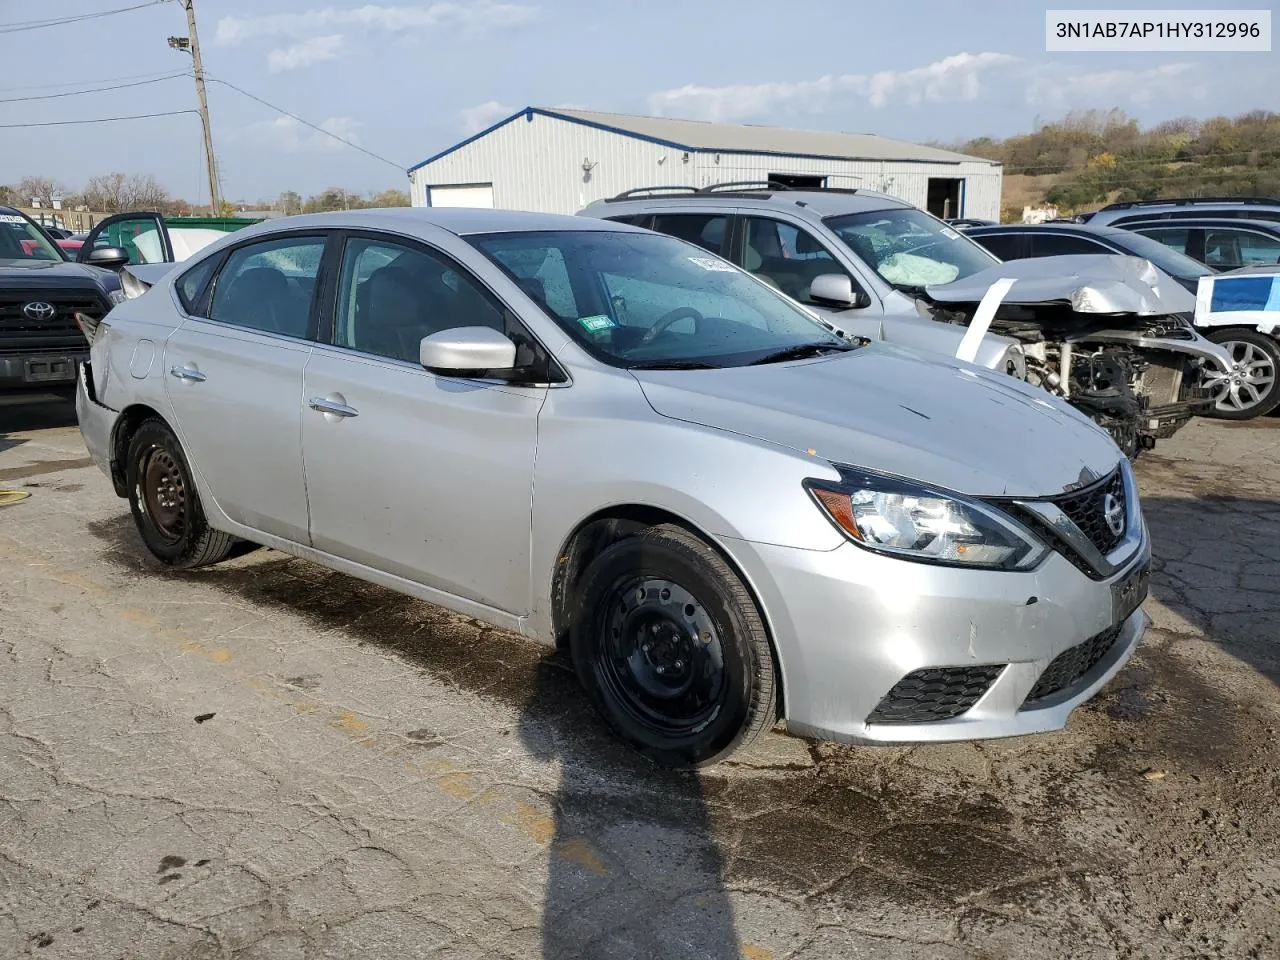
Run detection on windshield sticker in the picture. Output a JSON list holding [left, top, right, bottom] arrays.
[[0, 215, 29, 224], [688, 256, 736, 272], [940, 227, 961, 240], [577, 314, 616, 333]]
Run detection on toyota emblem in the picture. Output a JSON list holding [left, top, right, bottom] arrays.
[[22, 301, 56, 321], [1102, 492, 1125, 537]]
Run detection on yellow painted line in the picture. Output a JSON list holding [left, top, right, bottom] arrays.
[[0, 490, 32, 507]]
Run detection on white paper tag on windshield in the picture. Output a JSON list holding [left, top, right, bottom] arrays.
[[0, 215, 29, 224], [940, 227, 961, 240], [688, 256, 735, 272]]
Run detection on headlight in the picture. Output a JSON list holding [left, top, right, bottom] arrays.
[[806, 468, 1047, 570], [107, 289, 127, 305]]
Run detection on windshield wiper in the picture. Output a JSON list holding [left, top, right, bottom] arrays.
[[748, 342, 855, 365], [628, 359, 720, 370]]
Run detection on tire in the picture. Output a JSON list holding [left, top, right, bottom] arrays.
[[569, 524, 776, 768], [1205, 328, 1280, 420], [125, 418, 236, 569]]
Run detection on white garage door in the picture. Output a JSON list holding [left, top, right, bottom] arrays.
[[427, 183, 494, 208]]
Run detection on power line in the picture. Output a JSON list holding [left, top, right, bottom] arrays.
[[205, 75, 407, 173], [0, 72, 189, 104], [0, 109, 199, 129], [0, 0, 174, 34], [0, 68, 186, 94]]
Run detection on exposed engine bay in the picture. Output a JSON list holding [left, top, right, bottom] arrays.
[[921, 255, 1232, 458]]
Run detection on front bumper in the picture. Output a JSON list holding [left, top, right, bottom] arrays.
[[733, 528, 1149, 745], [0, 352, 85, 392], [75, 361, 119, 483]]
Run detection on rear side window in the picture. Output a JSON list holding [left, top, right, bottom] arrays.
[[176, 256, 219, 313], [207, 236, 326, 338], [650, 214, 727, 255], [1028, 234, 1110, 257], [970, 233, 1024, 261]]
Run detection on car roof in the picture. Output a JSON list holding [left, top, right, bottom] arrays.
[[1116, 216, 1280, 231], [966, 222, 1132, 239], [585, 188, 912, 220], [233, 206, 640, 238]]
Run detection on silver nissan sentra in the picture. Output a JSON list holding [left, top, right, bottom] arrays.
[[76, 208, 1150, 767]]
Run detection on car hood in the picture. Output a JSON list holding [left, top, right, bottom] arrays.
[[0, 258, 116, 291], [633, 344, 1121, 497]]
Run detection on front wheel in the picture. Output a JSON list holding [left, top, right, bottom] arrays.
[[1204, 328, 1280, 420], [125, 418, 236, 569], [569, 524, 776, 768]]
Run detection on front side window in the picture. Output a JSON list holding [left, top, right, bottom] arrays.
[[969, 233, 1024, 261], [472, 230, 850, 369], [207, 236, 325, 337], [742, 217, 853, 303], [92, 215, 167, 265], [0, 212, 63, 262], [1203, 230, 1245, 269], [824, 208, 998, 290], [333, 237, 513, 364]]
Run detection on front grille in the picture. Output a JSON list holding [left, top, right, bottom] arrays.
[[866, 665, 1005, 724], [1022, 623, 1124, 707], [1049, 468, 1126, 555], [0, 290, 103, 354]]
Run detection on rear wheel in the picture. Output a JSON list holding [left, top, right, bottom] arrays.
[[125, 419, 235, 568], [569, 524, 776, 768], [1205, 328, 1280, 420]]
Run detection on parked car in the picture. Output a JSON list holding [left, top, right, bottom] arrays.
[[582, 184, 1228, 456], [77, 208, 1150, 767], [962, 222, 1214, 293], [0, 206, 127, 396], [41, 226, 74, 240], [74, 212, 261, 271], [1186, 264, 1280, 419], [1078, 196, 1280, 229], [945, 217, 997, 229], [1115, 217, 1280, 272]]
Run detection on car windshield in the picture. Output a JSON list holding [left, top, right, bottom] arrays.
[[470, 229, 852, 369], [0, 213, 64, 262], [1111, 231, 1215, 278], [824, 208, 998, 291]]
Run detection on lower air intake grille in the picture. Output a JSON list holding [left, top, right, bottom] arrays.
[[867, 665, 1005, 724], [1022, 623, 1124, 707]]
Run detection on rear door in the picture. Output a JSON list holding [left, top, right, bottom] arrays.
[[163, 233, 329, 545]]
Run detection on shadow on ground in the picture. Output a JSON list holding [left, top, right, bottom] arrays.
[[0, 396, 77, 454]]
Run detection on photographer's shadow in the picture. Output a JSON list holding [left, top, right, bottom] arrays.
[[518, 655, 743, 960]]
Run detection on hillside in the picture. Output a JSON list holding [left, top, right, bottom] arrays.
[[945, 109, 1280, 221]]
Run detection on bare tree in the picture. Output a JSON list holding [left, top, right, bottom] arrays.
[[17, 175, 66, 207], [83, 173, 171, 213]]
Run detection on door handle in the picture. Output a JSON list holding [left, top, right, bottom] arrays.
[[169, 365, 206, 383], [308, 397, 359, 418]]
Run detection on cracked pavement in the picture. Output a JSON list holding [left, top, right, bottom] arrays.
[[1, 400, 1277, 959]]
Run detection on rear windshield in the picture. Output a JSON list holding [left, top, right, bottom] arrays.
[[0, 213, 64, 262], [824, 208, 997, 291]]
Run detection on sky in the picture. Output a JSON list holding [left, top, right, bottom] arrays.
[[2, 0, 1277, 205]]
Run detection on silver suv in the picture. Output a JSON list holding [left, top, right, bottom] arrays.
[[1078, 196, 1280, 229], [77, 208, 1148, 768], [580, 183, 1028, 376]]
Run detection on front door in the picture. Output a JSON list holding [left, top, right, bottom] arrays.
[[78, 212, 171, 266], [163, 233, 327, 544], [301, 233, 544, 614]]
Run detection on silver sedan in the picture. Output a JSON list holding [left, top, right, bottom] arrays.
[[77, 208, 1149, 767]]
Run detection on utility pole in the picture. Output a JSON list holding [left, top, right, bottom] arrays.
[[169, 1, 220, 214]]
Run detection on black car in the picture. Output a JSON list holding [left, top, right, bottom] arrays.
[[944, 217, 997, 229], [963, 222, 1214, 293], [1112, 217, 1280, 272], [1, 206, 128, 396]]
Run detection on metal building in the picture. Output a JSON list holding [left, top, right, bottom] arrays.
[[409, 107, 1002, 220]]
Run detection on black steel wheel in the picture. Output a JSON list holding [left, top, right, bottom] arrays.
[[570, 524, 776, 767], [125, 418, 236, 568]]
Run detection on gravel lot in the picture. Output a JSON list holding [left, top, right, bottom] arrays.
[[1, 400, 1277, 959]]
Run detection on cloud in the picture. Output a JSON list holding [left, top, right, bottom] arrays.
[[215, 2, 536, 46], [267, 34, 344, 73], [254, 115, 362, 153], [458, 100, 513, 133], [1025, 62, 1204, 109], [649, 52, 1018, 122]]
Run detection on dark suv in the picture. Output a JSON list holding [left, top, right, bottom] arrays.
[[1, 207, 126, 397]]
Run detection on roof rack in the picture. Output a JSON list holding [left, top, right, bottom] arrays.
[[1099, 196, 1280, 211], [605, 180, 861, 202]]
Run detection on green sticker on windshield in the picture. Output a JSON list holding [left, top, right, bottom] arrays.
[[577, 314, 616, 333]]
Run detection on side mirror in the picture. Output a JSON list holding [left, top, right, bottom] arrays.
[[420, 326, 517, 374], [86, 246, 130, 270], [810, 273, 870, 309]]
